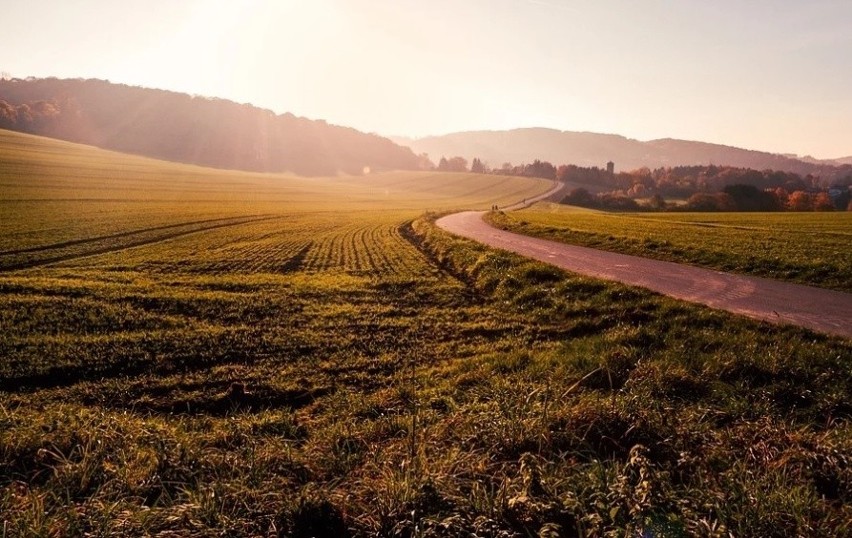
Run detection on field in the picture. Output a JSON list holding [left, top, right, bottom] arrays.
[[487, 202, 852, 292], [2, 130, 852, 536]]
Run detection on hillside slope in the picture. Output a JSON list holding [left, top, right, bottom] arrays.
[[0, 77, 423, 176], [0, 128, 548, 210], [397, 128, 851, 180]]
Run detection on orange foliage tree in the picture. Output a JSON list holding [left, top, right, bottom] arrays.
[[813, 192, 835, 211], [787, 191, 812, 211]]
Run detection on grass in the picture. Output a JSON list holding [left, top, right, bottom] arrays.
[[0, 128, 547, 254], [486, 202, 852, 292], [1, 130, 851, 536]]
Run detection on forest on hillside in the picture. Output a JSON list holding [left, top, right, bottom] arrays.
[[0, 77, 425, 176]]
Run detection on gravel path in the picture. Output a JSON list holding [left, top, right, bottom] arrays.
[[437, 210, 852, 339]]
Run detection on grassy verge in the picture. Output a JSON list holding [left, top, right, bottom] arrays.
[[485, 203, 852, 292]]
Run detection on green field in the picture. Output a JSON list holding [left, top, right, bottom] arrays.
[[0, 129, 544, 253], [1, 130, 851, 536], [487, 202, 852, 292]]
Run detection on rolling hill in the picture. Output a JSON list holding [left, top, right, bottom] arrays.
[[0, 77, 424, 176], [0, 128, 548, 210], [396, 128, 851, 180]]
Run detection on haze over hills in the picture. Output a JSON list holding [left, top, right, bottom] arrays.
[[0, 77, 423, 176], [800, 155, 852, 167], [2, 77, 849, 182], [395, 128, 850, 179]]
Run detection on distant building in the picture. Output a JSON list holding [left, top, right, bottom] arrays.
[[606, 161, 614, 175]]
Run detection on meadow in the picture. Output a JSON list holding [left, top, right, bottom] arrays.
[[486, 202, 852, 292], [1, 130, 851, 536]]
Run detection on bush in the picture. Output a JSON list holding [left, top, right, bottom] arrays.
[[683, 192, 735, 211]]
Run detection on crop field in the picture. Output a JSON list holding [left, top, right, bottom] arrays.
[[2, 131, 852, 536], [487, 202, 852, 292]]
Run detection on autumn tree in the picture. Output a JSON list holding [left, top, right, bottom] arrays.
[[787, 191, 812, 211], [772, 187, 789, 208], [627, 183, 647, 198], [813, 192, 835, 211], [0, 100, 17, 126]]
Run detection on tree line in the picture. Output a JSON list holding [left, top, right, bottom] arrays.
[[435, 154, 851, 212], [564, 183, 849, 212]]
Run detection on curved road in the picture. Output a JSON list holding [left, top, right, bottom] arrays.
[[437, 209, 852, 339]]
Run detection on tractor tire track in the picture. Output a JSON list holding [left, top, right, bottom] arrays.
[[1, 215, 276, 256], [0, 215, 282, 272]]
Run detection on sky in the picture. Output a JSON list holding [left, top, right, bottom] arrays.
[[2, 0, 851, 158]]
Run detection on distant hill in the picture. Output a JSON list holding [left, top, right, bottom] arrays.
[[801, 155, 852, 167], [0, 77, 422, 176], [395, 128, 850, 181]]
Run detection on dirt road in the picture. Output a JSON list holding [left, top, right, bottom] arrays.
[[437, 210, 852, 339]]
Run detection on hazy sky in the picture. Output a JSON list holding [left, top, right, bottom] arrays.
[[3, 0, 851, 158]]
